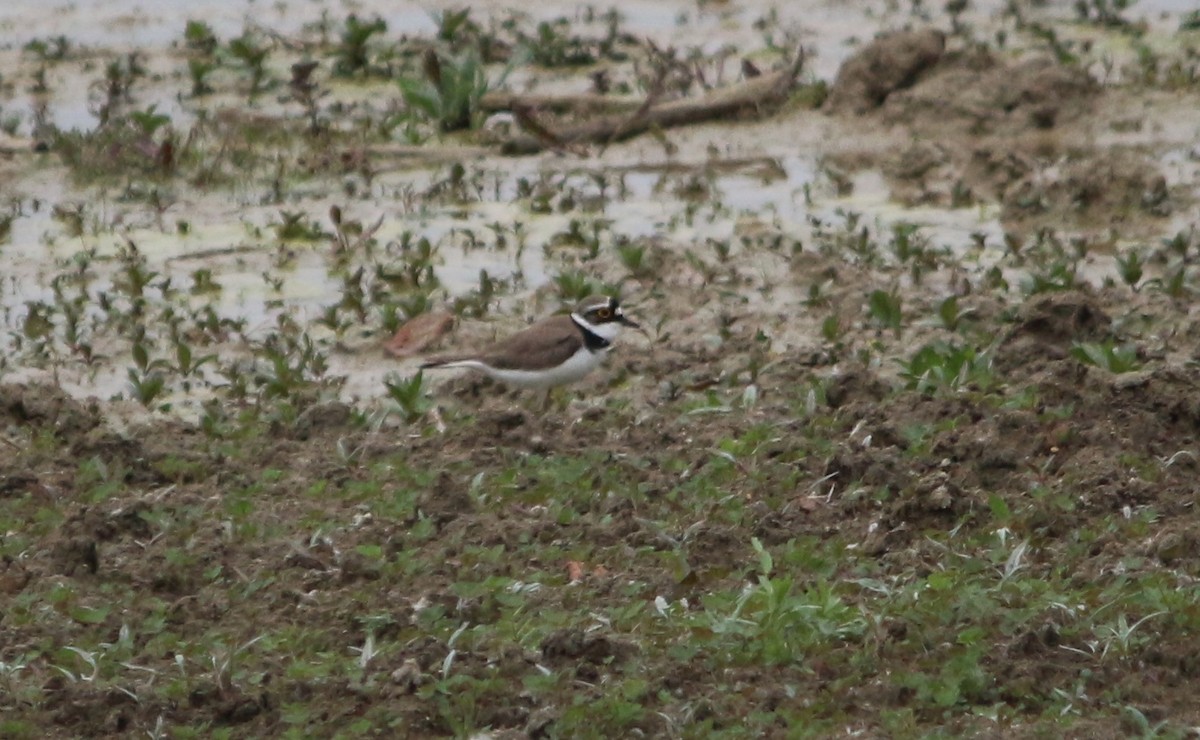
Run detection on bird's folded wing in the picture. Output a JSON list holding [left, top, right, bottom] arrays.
[[481, 316, 582, 370]]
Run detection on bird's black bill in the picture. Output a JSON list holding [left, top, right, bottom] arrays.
[[618, 315, 641, 329]]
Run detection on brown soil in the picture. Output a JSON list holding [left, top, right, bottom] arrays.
[[6, 272, 1200, 735]]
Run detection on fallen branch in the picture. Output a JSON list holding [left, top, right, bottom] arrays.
[[479, 91, 643, 114], [500, 50, 806, 156]]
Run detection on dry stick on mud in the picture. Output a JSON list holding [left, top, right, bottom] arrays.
[[599, 62, 672, 155], [479, 91, 644, 115], [510, 104, 589, 157], [507, 62, 666, 157], [498, 48, 807, 156]]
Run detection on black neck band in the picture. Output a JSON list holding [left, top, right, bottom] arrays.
[[572, 316, 611, 352]]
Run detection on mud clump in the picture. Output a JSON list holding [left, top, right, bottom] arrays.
[[1002, 150, 1172, 228], [416, 471, 475, 528], [996, 290, 1112, 372], [290, 401, 354, 440], [825, 39, 1177, 234], [540, 627, 637, 666], [878, 52, 1097, 136], [1008, 291, 1112, 343], [826, 29, 946, 114], [0, 382, 103, 439]]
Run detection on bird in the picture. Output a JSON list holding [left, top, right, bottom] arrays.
[[419, 295, 640, 391]]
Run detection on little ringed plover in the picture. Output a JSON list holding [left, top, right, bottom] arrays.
[[420, 295, 639, 390]]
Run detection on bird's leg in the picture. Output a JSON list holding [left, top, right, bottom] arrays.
[[531, 387, 566, 415]]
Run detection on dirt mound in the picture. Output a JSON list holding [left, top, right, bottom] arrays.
[[879, 50, 1097, 135], [995, 290, 1113, 371], [0, 382, 103, 439], [827, 31, 1095, 134], [824, 34, 1177, 234], [825, 29, 947, 114], [1001, 149, 1172, 228]]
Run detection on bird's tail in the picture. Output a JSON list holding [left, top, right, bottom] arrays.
[[419, 354, 480, 370]]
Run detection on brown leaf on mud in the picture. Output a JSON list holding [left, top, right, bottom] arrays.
[[566, 560, 608, 583], [384, 311, 454, 358], [796, 497, 821, 512], [566, 560, 584, 583]]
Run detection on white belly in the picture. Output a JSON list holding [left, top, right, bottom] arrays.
[[448, 348, 607, 390]]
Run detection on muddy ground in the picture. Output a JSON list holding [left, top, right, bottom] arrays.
[[3, 1, 1200, 737]]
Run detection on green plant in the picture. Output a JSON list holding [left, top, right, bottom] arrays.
[[616, 241, 647, 277], [332, 15, 388, 77], [453, 269, 499, 318], [129, 105, 171, 137], [553, 271, 601, 302], [252, 320, 334, 401], [433, 8, 475, 43], [227, 32, 270, 96], [867, 289, 903, 336], [517, 19, 598, 68], [1022, 261, 1079, 294], [937, 295, 974, 331], [1116, 249, 1144, 291], [384, 371, 431, 423], [1070, 341, 1141, 373], [399, 48, 515, 132], [128, 368, 167, 407], [187, 58, 217, 96], [184, 20, 218, 55], [171, 335, 217, 378], [900, 342, 994, 393], [888, 222, 924, 263], [1147, 264, 1191, 298], [812, 313, 838, 345], [1074, 0, 1135, 27], [704, 539, 866, 665], [273, 211, 325, 242]]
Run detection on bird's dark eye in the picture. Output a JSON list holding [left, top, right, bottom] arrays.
[[596, 308, 612, 319]]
